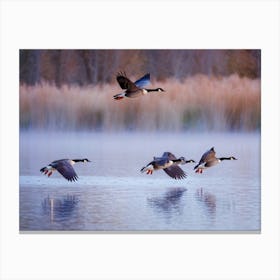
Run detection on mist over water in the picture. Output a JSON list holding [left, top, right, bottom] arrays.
[[20, 130, 260, 231]]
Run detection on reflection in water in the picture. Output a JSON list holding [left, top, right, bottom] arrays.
[[147, 187, 187, 214], [195, 188, 216, 216], [20, 132, 260, 231], [41, 195, 79, 222]]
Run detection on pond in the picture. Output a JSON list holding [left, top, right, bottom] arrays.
[[20, 131, 260, 232]]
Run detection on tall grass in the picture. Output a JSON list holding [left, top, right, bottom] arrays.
[[20, 74, 260, 132]]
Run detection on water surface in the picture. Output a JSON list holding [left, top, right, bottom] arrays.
[[20, 131, 260, 231]]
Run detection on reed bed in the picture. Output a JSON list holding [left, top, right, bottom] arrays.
[[20, 74, 261, 131]]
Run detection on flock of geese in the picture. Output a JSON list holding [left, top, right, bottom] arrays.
[[40, 72, 237, 182]]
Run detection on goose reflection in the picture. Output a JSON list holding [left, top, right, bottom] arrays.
[[41, 195, 79, 222], [147, 187, 187, 214], [195, 188, 216, 215]]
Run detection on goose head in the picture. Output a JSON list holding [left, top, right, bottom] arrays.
[[156, 88, 165, 92]]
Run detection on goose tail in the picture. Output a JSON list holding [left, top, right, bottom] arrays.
[[113, 93, 125, 100], [140, 165, 154, 175], [40, 166, 47, 173], [194, 163, 200, 170], [140, 166, 148, 173], [40, 165, 53, 177]]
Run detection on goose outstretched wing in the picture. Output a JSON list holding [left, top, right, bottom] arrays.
[[52, 160, 78, 182], [161, 152, 177, 160], [116, 72, 138, 91], [162, 152, 187, 179], [194, 147, 216, 169], [134, 73, 150, 88], [163, 165, 187, 180]]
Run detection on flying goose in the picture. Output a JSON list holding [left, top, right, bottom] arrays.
[[141, 152, 195, 180], [113, 72, 165, 100], [194, 147, 237, 173], [40, 158, 91, 182]]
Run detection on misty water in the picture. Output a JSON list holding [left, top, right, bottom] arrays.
[[20, 130, 260, 231]]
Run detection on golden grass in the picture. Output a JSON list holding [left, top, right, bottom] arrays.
[[20, 74, 261, 131]]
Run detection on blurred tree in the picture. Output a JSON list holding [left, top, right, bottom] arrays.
[[227, 50, 261, 78], [20, 50, 41, 85], [19, 49, 261, 86]]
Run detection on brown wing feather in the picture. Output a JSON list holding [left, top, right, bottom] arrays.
[[163, 165, 187, 180], [194, 147, 217, 170], [161, 152, 186, 179], [198, 147, 216, 165], [53, 160, 78, 182], [162, 152, 177, 160], [116, 73, 139, 91]]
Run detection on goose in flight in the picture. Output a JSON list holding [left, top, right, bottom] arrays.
[[141, 152, 195, 180], [113, 72, 165, 100], [40, 158, 91, 182], [194, 147, 237, 173]]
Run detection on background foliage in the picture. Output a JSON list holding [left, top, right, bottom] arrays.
[[19, 50, 261, 132], [20, 49, 261, 86]]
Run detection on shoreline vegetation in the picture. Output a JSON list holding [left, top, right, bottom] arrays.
[[20, 74, 260, 132]]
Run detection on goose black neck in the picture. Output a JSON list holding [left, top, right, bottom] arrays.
[[219, 157, 232, 161], [146, 88, 158, 92], [72, 159, 84, 162]]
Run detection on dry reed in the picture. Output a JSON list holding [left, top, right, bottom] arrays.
[[20, 74, 261, 131]]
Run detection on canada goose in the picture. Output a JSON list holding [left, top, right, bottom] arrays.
[[194, 147, 237, 173], [113, 72, 165, 100], [40, 159, 91, 182], [141, 152, 195, 180]]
